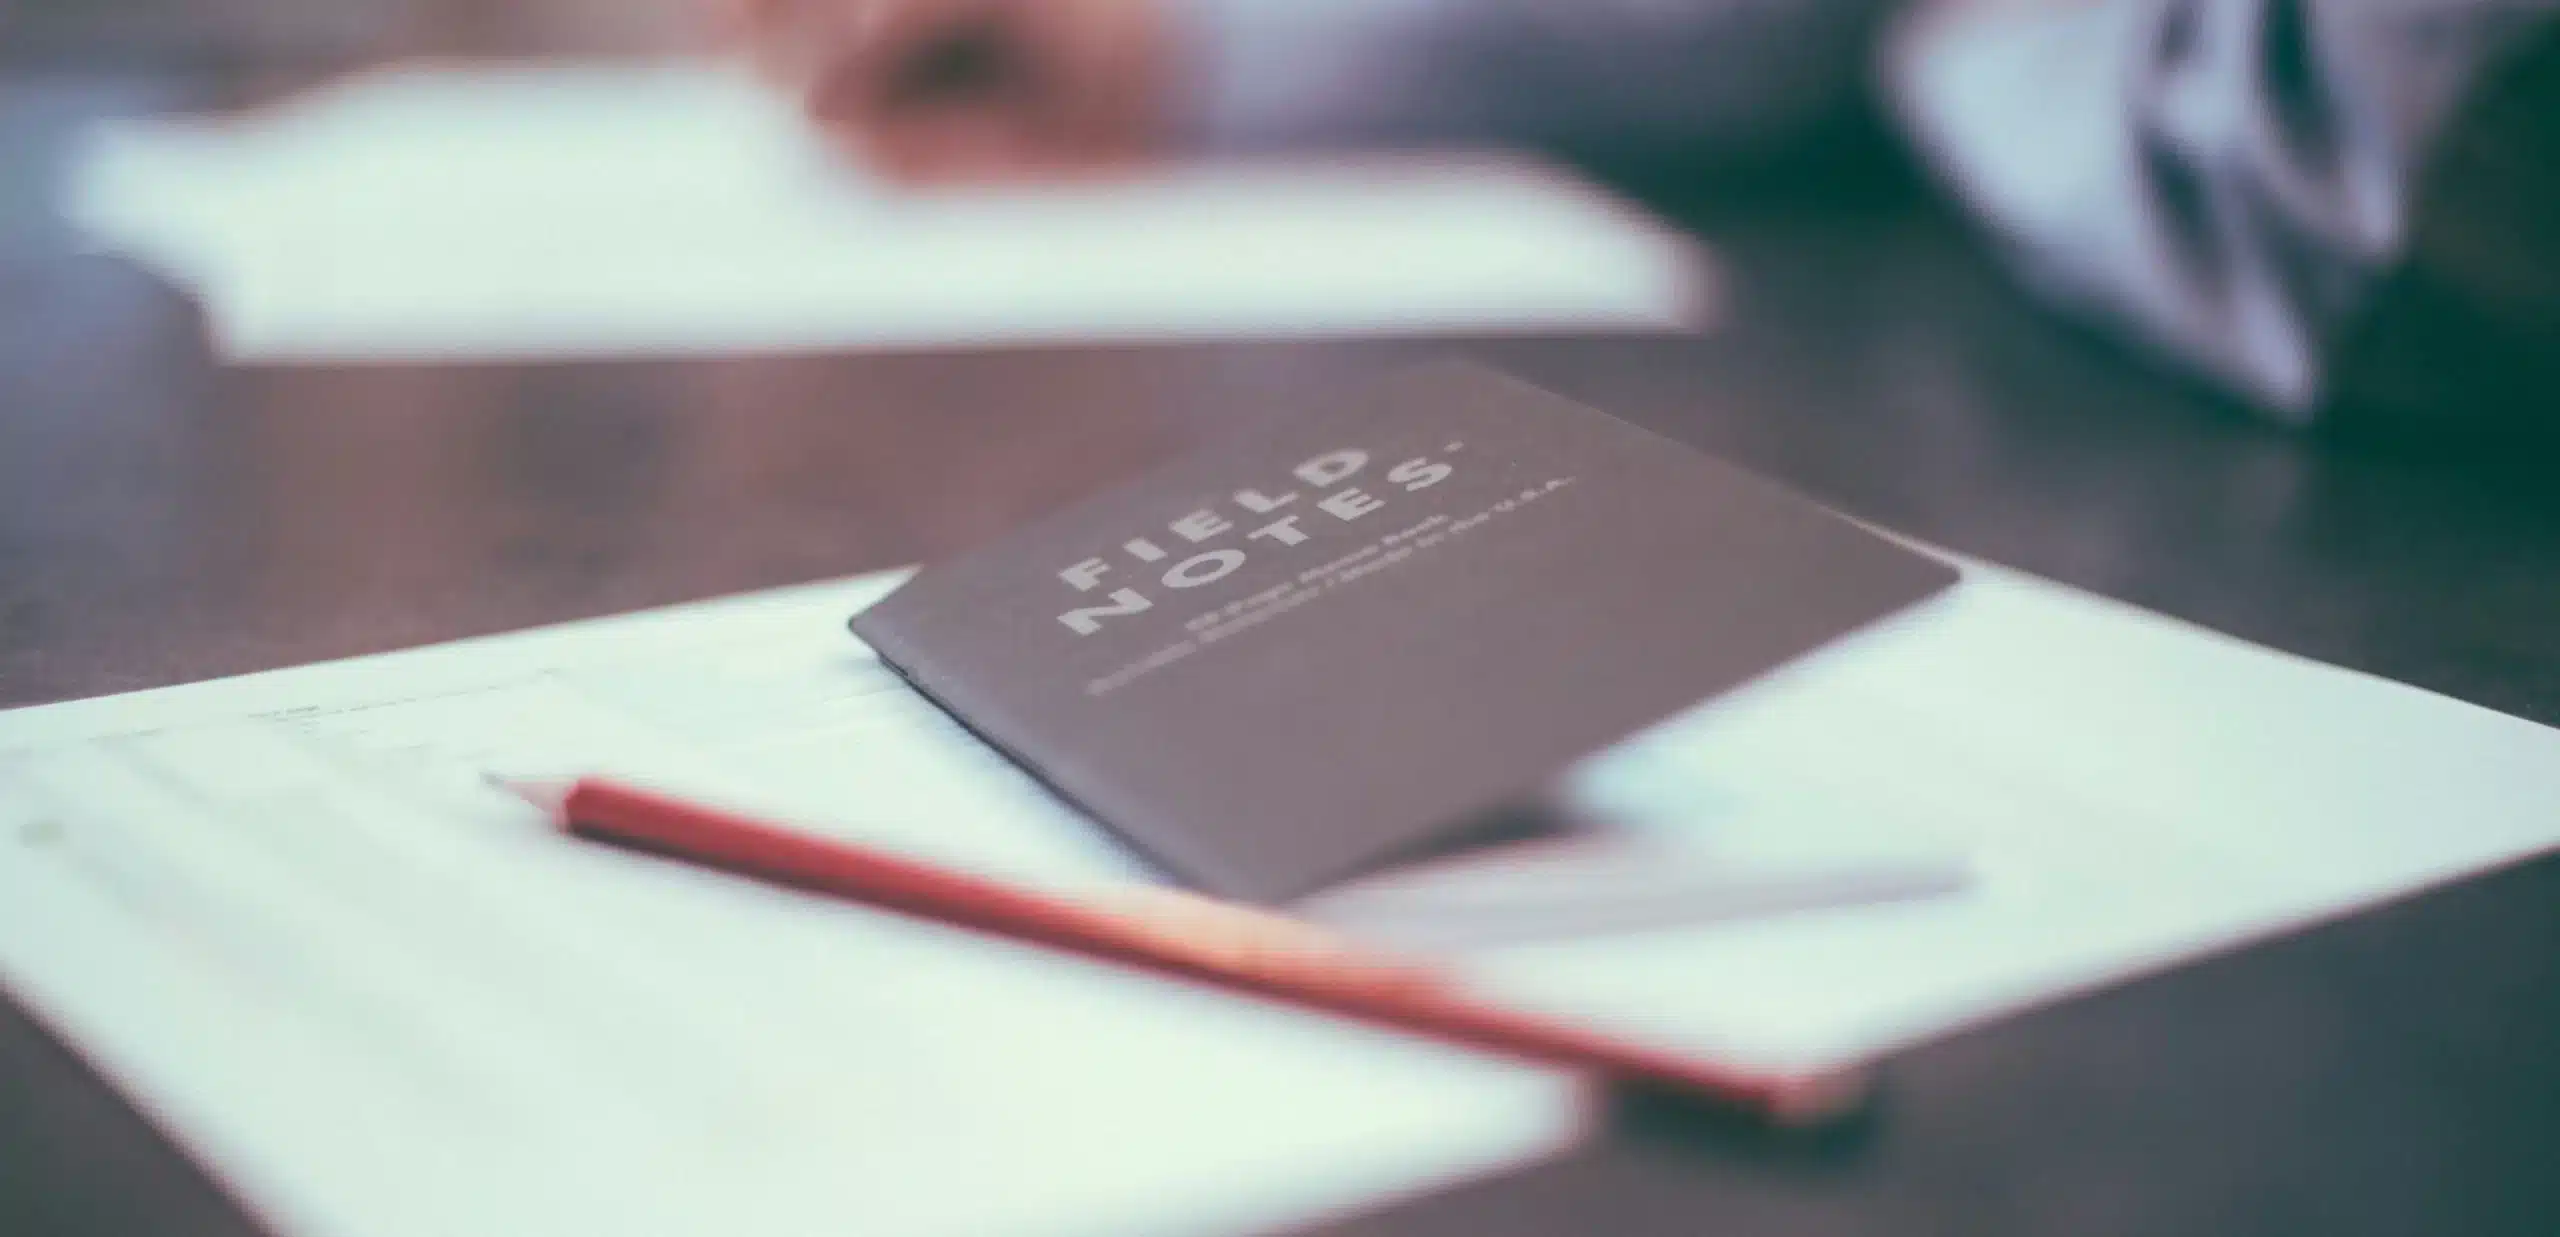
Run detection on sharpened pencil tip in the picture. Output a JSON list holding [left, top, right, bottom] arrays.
[[483, 772, 571, 815]]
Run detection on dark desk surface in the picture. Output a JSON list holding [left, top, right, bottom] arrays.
[[5, 61, 2560, 1237]]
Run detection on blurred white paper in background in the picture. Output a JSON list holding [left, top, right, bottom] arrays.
[[61, 60, 1715, 362]]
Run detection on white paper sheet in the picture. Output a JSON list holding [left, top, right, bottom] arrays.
[[5, 558, 2557, 1237], [0, 574, 1583, 1237], [1530, 563, 2560, 1070], [60, 61, 1715, 362]]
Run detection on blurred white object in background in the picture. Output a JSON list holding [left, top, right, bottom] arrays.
[[64, 60, 1715, 362]]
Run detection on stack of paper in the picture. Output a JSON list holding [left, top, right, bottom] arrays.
[[4, 556, 2556, 1237]]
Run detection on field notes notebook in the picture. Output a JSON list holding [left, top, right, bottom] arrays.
[[852, 363, 1957, 903]]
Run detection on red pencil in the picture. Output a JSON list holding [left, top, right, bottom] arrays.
[[494, 775, 1863, 1125]]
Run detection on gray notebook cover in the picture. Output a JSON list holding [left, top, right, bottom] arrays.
[[852, 362, 1957, 903]]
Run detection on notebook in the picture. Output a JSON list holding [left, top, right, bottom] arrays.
[[851, 362, 1959, 903]]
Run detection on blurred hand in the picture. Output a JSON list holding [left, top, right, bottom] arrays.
[[729, 0, 1172, 182]]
